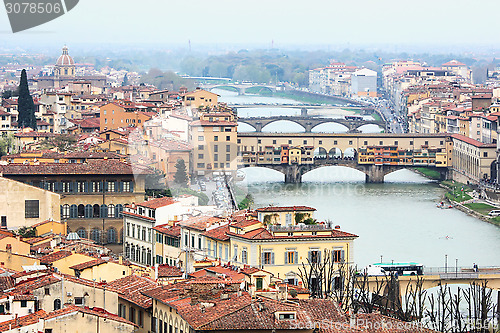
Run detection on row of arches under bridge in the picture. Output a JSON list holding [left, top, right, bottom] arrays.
[[313, 147, 356, 159], [237, 120, 384, 133]]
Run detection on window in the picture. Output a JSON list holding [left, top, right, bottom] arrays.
[[20, 300, 27, 307], [242, 247, 248, 264], [0, 216, 5, 228], [262, 251, 274, 265], [309, 250, 321, 264], [138, 310, 144, 327], [197, 163, 205, 168], [278, 313, 296, 320], [226, 135, 230, 141], [334, 140, 337, 145], [364, 141, 368, 145], [53, 299, 61, 310], [226, 144, 231, 152], [214, 136, 218, 141], [45, 288, 50, 295], [285, 250, 297, 264], [61, 204, 70, 219], [129, 307, 135, 323], [273, 140, 277, 144], [198, 136, 204, 141], [123, 181, 131, 192], [214, 154, 218, 161], [258, 139, 261, 144], [61, 181, 71, 192], [25, 200, 39, 218], [74, 297, 84, 305], [483, 152, 488, 157], [214, 144, 218, 152], [45, 330, 53, 333], [425, 141, 429, 145], [198, 144, 204, 150], [332, 248, 344, 263], [198, 154, 204, 159], [303, 140, 307, 144], [76, 181, 85, 192], [108, 181, 115, 192], [226, 154, 231, 161]]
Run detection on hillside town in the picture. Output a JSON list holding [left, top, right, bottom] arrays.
[[0, 45, 498, 333]]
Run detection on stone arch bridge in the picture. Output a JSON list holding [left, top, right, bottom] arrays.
[[238, 116, 386, 133], [201, 83, 276, 95], [237, 132, 452, 183]]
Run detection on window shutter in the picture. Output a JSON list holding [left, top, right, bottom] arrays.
[[294, 251, 298, 264], [114, 181, 118, 192], [308, 251, 312, 263], [119, 181, 123, 192], [341, 250, 345, 262], [69, 182, 75, 193], [271, 252, 275, 265], [60, 205, 63, 217], [84, 182, 89, 193], [284, 252, 288, 265], [85, 205, 91, 218], [261, 253, 265, 266], [70, 205, 77, 218], [318, 251, 322, 263], [100, 205, 107, 218], [130, 182, 134, 193]]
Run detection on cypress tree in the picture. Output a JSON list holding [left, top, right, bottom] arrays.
[[174, 159, 189, 187], [17, 69, 37, 130]]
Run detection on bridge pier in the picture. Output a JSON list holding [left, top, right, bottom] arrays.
[[284, 164, 303, 183], [238, 88, 245, 96], [365, 165, 386, 183]]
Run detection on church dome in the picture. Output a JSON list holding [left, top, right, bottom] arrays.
[[56, 46, 74, 66]]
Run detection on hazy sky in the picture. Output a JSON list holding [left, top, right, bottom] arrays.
[[1, 0, 500, 49]]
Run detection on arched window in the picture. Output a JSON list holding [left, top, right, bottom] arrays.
[[54, 299, 61, 310], [70, 204, 78, 218], [84, 204, 93, 218], [119, 229, 124, 243], [77, 204, 85, 218], [61, 204, 70, 219], [142, 248, 146, 265], [93, 204, 100, 218], [90, 228, 101, 243], [108, 204, 115, 218], [77, 228, 87, 239], [125, 243, 130, 258], [107, 228, 117, 244], [115, 204, 123, 218], [100, 204, 108, 218]]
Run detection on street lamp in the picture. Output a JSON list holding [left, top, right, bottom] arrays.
[[380, 255, 383, 263], [455, 258, 458, 277], [445, 254, 448, 274]]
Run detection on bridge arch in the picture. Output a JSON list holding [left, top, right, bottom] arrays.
[[328, 147, 343, 158], [313, 147, 328, 159], [356, 122, 385, 133], [209, 85, 240, 93], [261, 120, 306, 133], [311, 122, 349, 133], [237, 122, 257, 132], [246, 85, 275, 94]]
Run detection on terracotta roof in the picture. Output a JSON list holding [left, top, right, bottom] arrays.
[[14, 131, 55, 138], [44, 305, 137, 327], [0, 310, 46, 332], [153, 224, 181, 237], [227, 227, 358, 240], [107, 275, 159, 308], [202, 223, 230, 241], [157, 265, 183, 278], [451, 133, 496, 148], [69, 259, 106, 271], [255, 206, 316, 212], [39, 250, 72, 264], [0, 159, 152, 175], [137, 197, 177, 209], [178, 216, 223, 231]]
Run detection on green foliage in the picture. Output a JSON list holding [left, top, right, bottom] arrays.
[[17, 226, 36, 238], [263, 215, 272, 224], [0, 134, 15, 157], [238, 194, 254, 210], [17, 69, 37, 130], [140, 68, 195, 91], [463, 203, 496, 215], [40, 134, 77, 151], [172, 188, 209, 206], [303, 218, 316, 225], [414, 167, 442, 180], [295, 212, 307, 224], [1, 90, 16, 99], [173, 159, 189, 187]]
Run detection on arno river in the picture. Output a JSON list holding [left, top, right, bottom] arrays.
[[214, 89, 500, 269]]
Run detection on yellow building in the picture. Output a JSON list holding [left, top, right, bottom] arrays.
[[0, 249, 39, 271], [39, 250, 96, 276], [32, 219, 67, 237], [226, 221, 357, 284], [153, 223, 181, 266], [0, 177, 61, 231], [182, 88, 219, 109], [70, 258, 132, 282], [0, 235, 31, 256], [189, 110, 238, 177]]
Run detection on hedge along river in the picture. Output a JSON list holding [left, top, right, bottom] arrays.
[[216, 88, 500, 269]]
